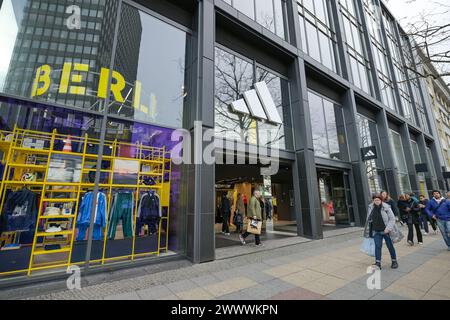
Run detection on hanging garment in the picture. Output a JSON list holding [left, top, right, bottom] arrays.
[[107, 192, 134, 240], [136, 191, 161, 236], [2, 188, 38, 232], [76, 192, 107, 241]]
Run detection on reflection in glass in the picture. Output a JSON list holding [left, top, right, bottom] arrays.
[[109, 4, 188, 128], [298, 0, 338, 72], [389, 130, 411, 193], [214, 48, 292, 150], [356, 115, 386, 194], [0, 0, 118, 112], [226, 0, 286, 39], [308, 91, 348, 160]]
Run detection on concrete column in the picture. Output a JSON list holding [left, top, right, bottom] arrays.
[[399, 123, 420, 194], [417, 134, 436, 194], [376, 109, 401, 200], [184, 0, 216, 263], [289, 57, 322, 239], [341, 90, 371, 226]]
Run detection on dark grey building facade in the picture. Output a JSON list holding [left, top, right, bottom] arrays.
[[0, 0, 447, 283]]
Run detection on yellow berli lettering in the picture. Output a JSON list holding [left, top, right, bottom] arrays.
[[98, 68, 126, 103], [31, 65, 51, 97]]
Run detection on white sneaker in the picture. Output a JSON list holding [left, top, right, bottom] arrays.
[[45, 226, 62, 233], [423, 232, 428, 236], [419, 242, 424, 245], [239, 234, 246, 245], [407, 240, 414, 246]]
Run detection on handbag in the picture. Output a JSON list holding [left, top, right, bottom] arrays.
[[360, 237, 375, 257], [247, 219, 262, 235], [389, 223, 404, 244]]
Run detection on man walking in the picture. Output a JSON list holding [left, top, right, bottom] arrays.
[[425, 190, 450, 251]]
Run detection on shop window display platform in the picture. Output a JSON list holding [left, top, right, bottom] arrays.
[[0, 127, 174, 278]]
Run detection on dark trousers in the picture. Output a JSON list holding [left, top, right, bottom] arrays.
[[222, 213, 230, 233], [420, 214, 437, 233], [373, 231, 397, 263], [408, 223, 423, 243], [242, 232, 261, 245]]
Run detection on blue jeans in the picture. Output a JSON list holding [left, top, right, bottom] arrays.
[[436, 219, 450, 247], [373, 231, 397, 263]]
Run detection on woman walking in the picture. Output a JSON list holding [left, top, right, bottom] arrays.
[[406, 194, 423, 246], [364, 195, 399, 270], [380, 191, 400, 220]]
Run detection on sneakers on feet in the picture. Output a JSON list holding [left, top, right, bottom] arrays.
[[373, 262, 382, 270], [224, 233, 231, 236], [407, 240, 414, 246], [418, 242, 423, 245], [239, 234, 246, 245], [391, 261, 399, 269], [423, 232, 428, 236], [256, 243, 264, 247]]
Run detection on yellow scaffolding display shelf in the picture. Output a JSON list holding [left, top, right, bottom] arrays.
[[0, 127, 172, 277]]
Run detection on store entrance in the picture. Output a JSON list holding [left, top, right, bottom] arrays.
[[317, 169, 353, 227], [215, 163, 297, 248]]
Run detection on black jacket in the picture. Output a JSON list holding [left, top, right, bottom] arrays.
[[220, 196, 231, 216], [2, 188, 38, 232], [385, 199, 399, 217], [398, 199, 420, 224]]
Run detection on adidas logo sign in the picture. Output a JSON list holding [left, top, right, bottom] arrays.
[[230, 82, 283, 125], [365, 150, 376, 157]]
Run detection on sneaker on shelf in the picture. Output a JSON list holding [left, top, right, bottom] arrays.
[[407, 240, 414, 246], [239, 234, 246, 245], [45, 226, 62, 233], [44, 207, 61, 216]]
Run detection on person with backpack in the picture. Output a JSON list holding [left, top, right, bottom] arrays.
[[426, 190, 450, 251]]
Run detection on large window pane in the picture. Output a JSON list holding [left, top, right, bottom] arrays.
[[0, 99, 102, 274], [215, 48, 255, 144], [228, 0, 286, 39], [389, 130, 411, 193], [108, 4, 188, 128], [308, 91, 348, 160], [0, 0, 117, 112], [214, 47, 292, 150]]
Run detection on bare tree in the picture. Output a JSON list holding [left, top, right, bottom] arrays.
[[386, 0, 450, 85]]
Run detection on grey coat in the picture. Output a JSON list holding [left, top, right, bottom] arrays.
[[363, 203, 396, 238]]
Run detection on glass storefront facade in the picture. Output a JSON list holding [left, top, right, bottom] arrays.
[[0, 0, 187, 278], [0, 0, 445, 283]]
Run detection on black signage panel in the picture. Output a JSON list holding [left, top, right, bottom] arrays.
[[361, 146, 378, 161]]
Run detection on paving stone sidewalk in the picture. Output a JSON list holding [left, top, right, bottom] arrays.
[[2, 229, 450, 300]]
